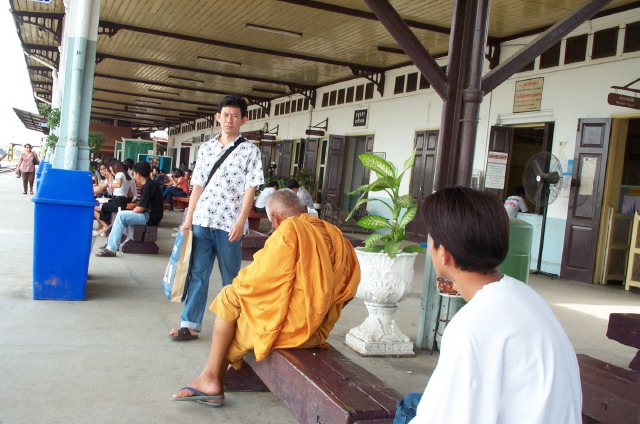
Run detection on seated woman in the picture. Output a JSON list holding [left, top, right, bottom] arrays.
[[93, 163, 111, 197], [93, 159, 133, 236], [162, 168, 189, 211]]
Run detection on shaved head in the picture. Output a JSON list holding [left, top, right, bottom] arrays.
[[266, 189, 307, 224]]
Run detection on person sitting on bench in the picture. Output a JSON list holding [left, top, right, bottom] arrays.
[[171, 189, 360, 407], [253, 180, 278, 213], [394, 186, 582, 424], [95, 161, 164, 257]]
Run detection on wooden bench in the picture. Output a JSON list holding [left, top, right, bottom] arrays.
[[225, 345, 400, 424], [248, 209, 268, 231], [172, 185, 193, 211], [241, 229, 269, 260], [579, 313, 640, 423], [108, 211, 160, 254]]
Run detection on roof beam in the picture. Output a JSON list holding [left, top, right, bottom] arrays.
[[274, 0, 451, 35], [96, 53, 309, 89], [92, 105, 182, 122], [364, 0, 448, 98], [482, 0, 613, 94], [93, 98, 210, 118], [94, 88, 218, 108], [94, 72, 268, 100], [98, 20, 384, 72]]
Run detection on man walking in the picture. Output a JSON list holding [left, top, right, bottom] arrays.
[[170, 94, 263, 341]]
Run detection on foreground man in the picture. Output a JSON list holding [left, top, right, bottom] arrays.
[[395, 186, 581, 424], [172, 189, 360, 407]]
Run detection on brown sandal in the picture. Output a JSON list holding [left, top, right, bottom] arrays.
[[95, 248, 116, 257]]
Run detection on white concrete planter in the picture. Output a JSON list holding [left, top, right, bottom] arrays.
[[345, 249, 417, 356]]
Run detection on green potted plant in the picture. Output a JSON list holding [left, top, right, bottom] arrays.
[[344, 150, 423, 357], [345, 151, 424, 257]]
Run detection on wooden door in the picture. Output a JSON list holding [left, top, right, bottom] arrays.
[[360, 135, 375, 186], [277, 140, 293, 179], [323, 135, 346, 208], [406, 130, 438, 242], [303, 138, 319, 177], [484, 126, 513, 202], [260, 143, 273, 180], [560, 119, 611, 283]]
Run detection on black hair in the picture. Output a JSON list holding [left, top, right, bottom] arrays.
[[284, 178, 299, 190], [174, 168, 184, 178], [132, 161, 151, 178], [151, 166, 160, 173], [267, 180, 279, 188], [123, 158, 134, 169], [109, 159, 132, 180], [218, 94, 248, 118], [515, 186, 525, 196], [424, 186, 509, 274]]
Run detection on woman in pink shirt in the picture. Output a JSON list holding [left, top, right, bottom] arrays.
[[16, 144, 39, 195]]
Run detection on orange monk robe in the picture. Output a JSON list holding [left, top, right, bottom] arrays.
[[210, 213, 360, 368]]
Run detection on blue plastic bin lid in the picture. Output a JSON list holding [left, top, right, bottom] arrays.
[[32, 168, 98, 207]]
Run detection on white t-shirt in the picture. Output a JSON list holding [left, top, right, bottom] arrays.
[[112, 172, 129, 197], [504, 195, 528, 217], [255, 186, 276, 209], [411, 276, 582, 424]]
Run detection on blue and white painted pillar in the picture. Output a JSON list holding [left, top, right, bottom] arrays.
[[53, 0, 100, 171]]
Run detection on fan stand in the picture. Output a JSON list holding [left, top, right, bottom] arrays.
[[530, 204, 557, 278]]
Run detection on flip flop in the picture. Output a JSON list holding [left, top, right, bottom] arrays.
[[170, 327, 198, 341], [172, 387, 225, 408], [95, 248, 116, 257]]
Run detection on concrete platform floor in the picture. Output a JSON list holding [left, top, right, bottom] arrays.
[[1, 170, 639, 424]]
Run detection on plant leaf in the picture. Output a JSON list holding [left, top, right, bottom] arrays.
[[359, 153, 395, 178], [364, 232, 388, 249], [384, 241, 401, 258], [363, 245, 385, 253], [403, 151, 416, 172], [396, 194, 415, 209], [357, 215, 392, 230], [401, 245, 425, 253], [398, 204, 418, 229]]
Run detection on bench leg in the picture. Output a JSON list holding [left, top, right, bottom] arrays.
[[121, 240, 159, 254], [224, 362, 269, 392]]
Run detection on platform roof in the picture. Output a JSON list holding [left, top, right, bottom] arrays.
[[9, 0, 640, 135]]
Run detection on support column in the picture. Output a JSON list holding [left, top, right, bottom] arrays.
[[53, 0, 100, 171]]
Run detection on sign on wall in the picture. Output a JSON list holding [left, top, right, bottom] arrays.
[[485, 151, 509, 189], [513, 77, 544, 113], [353, 108, 369, 128]]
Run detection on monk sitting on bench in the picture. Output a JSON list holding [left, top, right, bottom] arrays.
[[172, 189, 360, 407]]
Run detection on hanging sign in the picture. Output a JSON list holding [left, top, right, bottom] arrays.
[[607, 93, 640, 110], [513, 77, 544, 113], [484, 151, 508, 189]]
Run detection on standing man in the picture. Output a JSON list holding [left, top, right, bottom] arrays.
[[170, 94, 263, 341]]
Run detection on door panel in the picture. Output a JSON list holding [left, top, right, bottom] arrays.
[[303, 138, 319, 177], [361, 135, 375, 186], [260, 143, 272, 179], [560, 119, 611, 283], [485, 126, 513, 202], [277, 140, 293, 179], [323, 135, 346, 208], [407, 130, 438, 242]]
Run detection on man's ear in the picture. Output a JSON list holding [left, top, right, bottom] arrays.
[[439, 244, 454, 266]]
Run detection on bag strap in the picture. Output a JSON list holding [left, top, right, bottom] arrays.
[[204, 136, 246, 188]]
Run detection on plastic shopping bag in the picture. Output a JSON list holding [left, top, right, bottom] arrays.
[[162, 229, 192, 302]]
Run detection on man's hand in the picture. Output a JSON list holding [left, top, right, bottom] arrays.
[[181, 215, 193, 234], [228, 219, 244, 242]]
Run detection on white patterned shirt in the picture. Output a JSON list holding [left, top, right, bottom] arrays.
[[191, 135, 264, 232]]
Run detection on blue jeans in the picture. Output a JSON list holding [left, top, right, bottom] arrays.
[[106, 211, 148, 252], [180, 225, 242, 332], [163, 186, 187, 209], [393, 392, 423, 424]]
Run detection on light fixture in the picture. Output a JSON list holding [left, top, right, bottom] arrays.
[[246, 23, 302, 38], [252, 87, 287, 95], [149, 88, 179, 96], [168, 75, 205, 84], [135, 99, 161, 105], [197, 56, 242, 67], [377, 46, 405, 55]]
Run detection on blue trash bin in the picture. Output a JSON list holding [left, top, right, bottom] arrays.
[[35, 162, 51, 193], [32, 168, 97, 300]]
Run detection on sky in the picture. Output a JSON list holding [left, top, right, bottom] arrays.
[[0, 5, 45, 149]]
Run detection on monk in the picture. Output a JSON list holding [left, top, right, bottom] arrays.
[[172, 189, 360, 407]]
